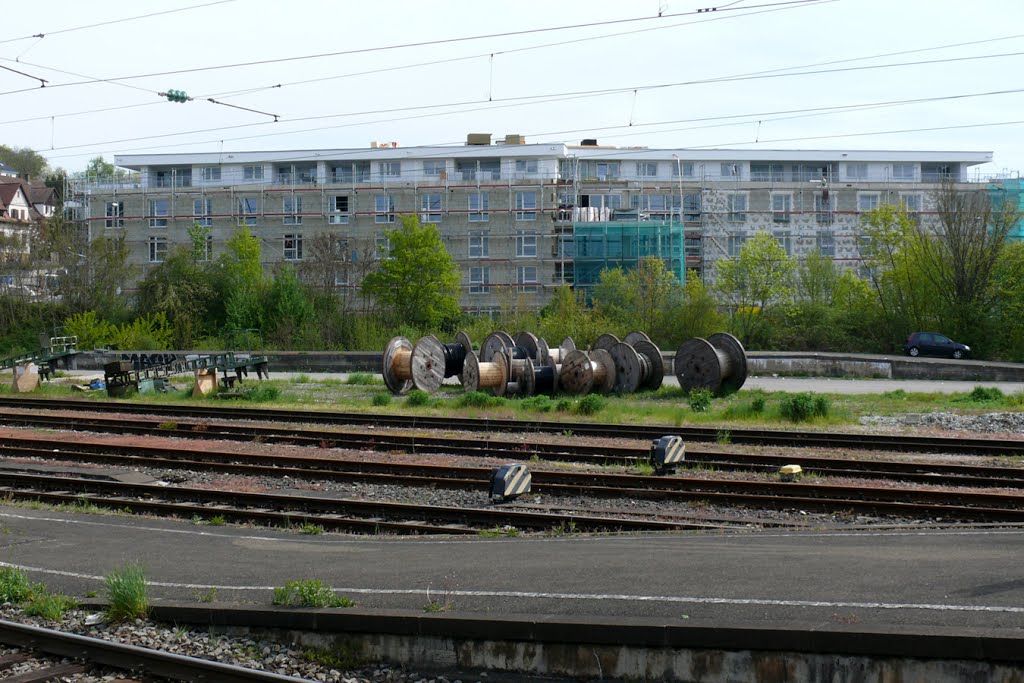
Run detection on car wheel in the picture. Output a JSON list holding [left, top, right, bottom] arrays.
[[953, 349, 964, 360], [908, 347, 920, 357]]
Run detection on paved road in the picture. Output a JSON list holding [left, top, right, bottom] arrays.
[[2, 507, 1022, 634]]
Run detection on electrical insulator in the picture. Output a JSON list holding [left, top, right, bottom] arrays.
[[164, 89, 189, 103]]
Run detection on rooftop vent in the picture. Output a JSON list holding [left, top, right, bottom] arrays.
[[581, 138, 598, 146], [466, 133, 492, 146], [503, 134, 526, 145]]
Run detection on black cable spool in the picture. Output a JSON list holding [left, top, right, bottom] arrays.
[[534, 363, 557, 394], [441, 342, 468, 376]]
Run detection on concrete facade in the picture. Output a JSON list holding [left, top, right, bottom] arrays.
[[69, 138, 992, 311]]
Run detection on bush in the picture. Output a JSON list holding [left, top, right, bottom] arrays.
[[272, 579, 353, 608], [110, 312, 174, 350], [576, 394, 606, 415], [968, 386, 1004, 402], [688, 388, 713, 413], [751, 396, 766, 414], [405, 390, 431, 407], [371, 393, 391, 407], [105, 562, 149, 621], [63, 310, 114, 349], [520, 395, 554, 412], [235, 384, 280, 402], [555, 399, 573, 412], [0, 567, 32, 603], [457, 391, 496, 408], [780, 392, 829, 422]]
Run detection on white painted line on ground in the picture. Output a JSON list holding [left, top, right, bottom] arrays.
[[2, 559, 1023, 614]]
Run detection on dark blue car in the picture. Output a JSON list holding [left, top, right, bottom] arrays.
[[903, 332, 970, 359]]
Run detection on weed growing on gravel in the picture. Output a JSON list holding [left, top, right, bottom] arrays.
[[157, 420, 178, 430], [345, 373, 380, 385], [632, 460, 655, 476], [371, 393, 391, 407], [272, 579, 354, 608], [194, 588, 217, 603], [207, 515, 226, 526], [688, 388, 713, 413], [104, 562, 149, 621], [24, 591, 78, 621], [0, 567, 32, 603], [716, 429, 732, 445], [303, 643, 367, 670], [290, 374, 311, 384], [300, 523, 325, 535]]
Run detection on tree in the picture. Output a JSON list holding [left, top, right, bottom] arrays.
[[715, 231, 795, 346], [916, 182, 1023, 340], [84, 156, 116, 179], [591, 257, 684, 340], [361, 215, 460, 329], [0, 145, 48, 178], [217, 226, 265, 333], [988, 240, 1024, 361], [264, 265, 316, 347], [796, 248, 840, 306], [136, 244, 215, 348], [662, 273, 726, 347]]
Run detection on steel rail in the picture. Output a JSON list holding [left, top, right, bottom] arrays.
[[0, 396, 1020, 455], [2, 413, 1024, 489], [0, 470, 709, 533], [0, 618, 312, 683]]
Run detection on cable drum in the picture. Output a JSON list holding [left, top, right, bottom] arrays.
[[409, 333, 474, 394], [674, 332, 748, 396]]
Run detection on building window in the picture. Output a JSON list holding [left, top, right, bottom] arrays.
[[818, 234, 835, 257], [846, 163, 868, 180], [283, 196, 302, 224], [469, 231, 489, 258], [469, 267, 490, 294], [193, 198, 213, 227], [148, 237, 167, 263], [516, 191, 537, 221], [771, 193, 792, 223], [815, 193, 835, 226], [672, 161, 694, 178], [375, 235, 390, 260], [238, 197, 258, 226], [636, 162, 658, 178], [516, 266, 538, 293], [154, 168, 191, 188], [332, 162, 370, 183], [420, 193, 442, 223], [515, 159, 538, 175], [721, 163, 740, 178], [379, 161, 401, 178], [774, 232, 792, 255], [284, 234, 303, 261], [243, 165, 264, 182], [148, 199, 169, 227], [728, 234, 746, 257], [900, 193, 922, 216], [422, 160, 445, 177], [597, 161, 620, 180], [104, 201, 124, 228], [857, 192, 881, 212], [375, 194, 395, 223], [201, 166, 221, 182], [683, 193, 701, 222], [727, 193, 747, 222], [515, 230, 537, 258], [469, 191, 489, 221], [330, 195, 350, 224], [892, 163, 915, 181]]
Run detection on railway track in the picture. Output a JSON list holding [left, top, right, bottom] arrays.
[[2, 412, 1024, 489], [0, 395, 1020, 456], [0, 619, 308, 682], [2, 434, 1024, 525]]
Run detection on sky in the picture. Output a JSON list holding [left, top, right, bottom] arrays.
[[2, 0, 1023, 178]]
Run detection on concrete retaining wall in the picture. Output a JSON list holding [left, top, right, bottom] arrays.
[[69, 350, 1024, 382], [142, 603, 1024, 683]]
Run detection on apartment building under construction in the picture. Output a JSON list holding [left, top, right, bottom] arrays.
[[68, 135, 992, 312]]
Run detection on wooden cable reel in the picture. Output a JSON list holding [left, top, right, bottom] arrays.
[[609, 339, 665, 393], [381, 336, 414, 394], [558, 348, 616, 395], [409, 332, 473, 394], [461, 350, 509, 396], [623, 330, 651, 346], [591, 333, 620, 352], [480, 330, 515, 362], [674, 332, 748, 396]]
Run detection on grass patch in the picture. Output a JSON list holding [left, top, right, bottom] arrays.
[[519, 395, 554, 413], [272, 580, 354, 608], [156, 420, 178, 430], [300, 523, 325, 535], [779, 392, 830, 422], [457, 391, 499, 408], [194, 587, 218, 603], [345, 373, 380, 385], [105, 562, 149, 621], [576, 394, 606, 416], [290, 374, 311, 384], [303, 644, 367, 670], [371, 392, 392, 407], [24, 591, 78, 621], [405, 390, 431, 407], [0, 567, 32, 603]]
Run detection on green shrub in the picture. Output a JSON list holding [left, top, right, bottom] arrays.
[[345, 373, 378, 385], [520, 395, 554, 412], [882, 389, 907, 400], [779, 392, 828, 422], [62, 311, 114, 349], [105, 562, 149, 621], [235, 384, 280, 402], [0, 567, 32, 603], [110, 312, 174, 351], [576, 394, 606, 415], [751, 396, 766, 414], [405, 390, 431, 407], [969, 386, 1004, 402], [291, 374, 311, 384], [371, 393, 391, 407], [688, 388, 713, 413], [555, 399, 573, 412], [272, 579, 353, 608], [24, 591, 77, 621], [457, 391, 495, 408]]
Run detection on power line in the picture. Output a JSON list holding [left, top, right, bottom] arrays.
[[0, 0, 826, 95], [0, 0, 237, 46]]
